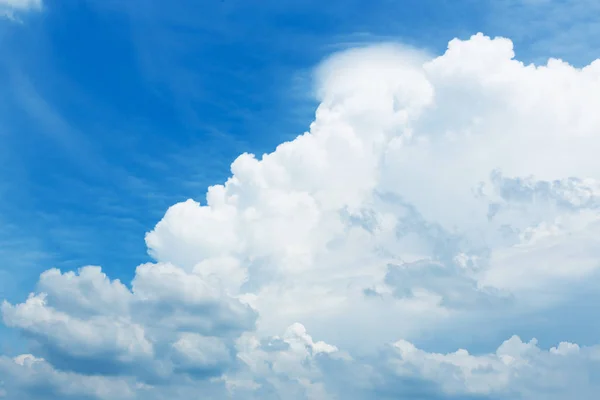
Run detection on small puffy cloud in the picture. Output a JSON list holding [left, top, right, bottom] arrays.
[[2, 292, 154, 366], [36, 266, 132, 317], [225, 323, 342, 399], [2, 263, 256, 385], [381, 335, 600, 399], [3, 33, 600, 398], [0, 354, 136, 399]]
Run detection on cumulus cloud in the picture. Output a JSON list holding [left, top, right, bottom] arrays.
[[376, 335, 600, 399], [0, 354, 136, 399], [2, 263, 255, 383], [3, 33, 600, 398]]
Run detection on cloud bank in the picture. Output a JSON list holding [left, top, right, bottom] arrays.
[[3, 33, 600, 399]]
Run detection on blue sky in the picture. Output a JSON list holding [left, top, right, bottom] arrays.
[[2, 0, 600, 399]]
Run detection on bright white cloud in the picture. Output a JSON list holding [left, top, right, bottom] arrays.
[[3, 33, 600, 399]]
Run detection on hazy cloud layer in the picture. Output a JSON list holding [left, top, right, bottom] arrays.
[[0, 0, 41, 18]]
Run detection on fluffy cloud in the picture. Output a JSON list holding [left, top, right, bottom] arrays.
[[0, 354, 136, 399], [2, 263, 255, 383], [3, 33, 600, 398], [377, 335, 600, 399]]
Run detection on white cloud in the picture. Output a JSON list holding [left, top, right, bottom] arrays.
[[2, 263, 256, 386], [382, 335, 600, 399], [3, 32, 600, 398], [0, 354, 136, 399], [2, 292, 154, 363], [225, 323, 342, 399], [144, 33, 600, 348]]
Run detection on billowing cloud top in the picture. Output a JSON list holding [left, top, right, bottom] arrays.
[[3, 33, 600, 399]]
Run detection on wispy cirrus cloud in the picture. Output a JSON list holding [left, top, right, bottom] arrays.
[[0, 0, 42, 19], [487, 0, 600, 65]]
